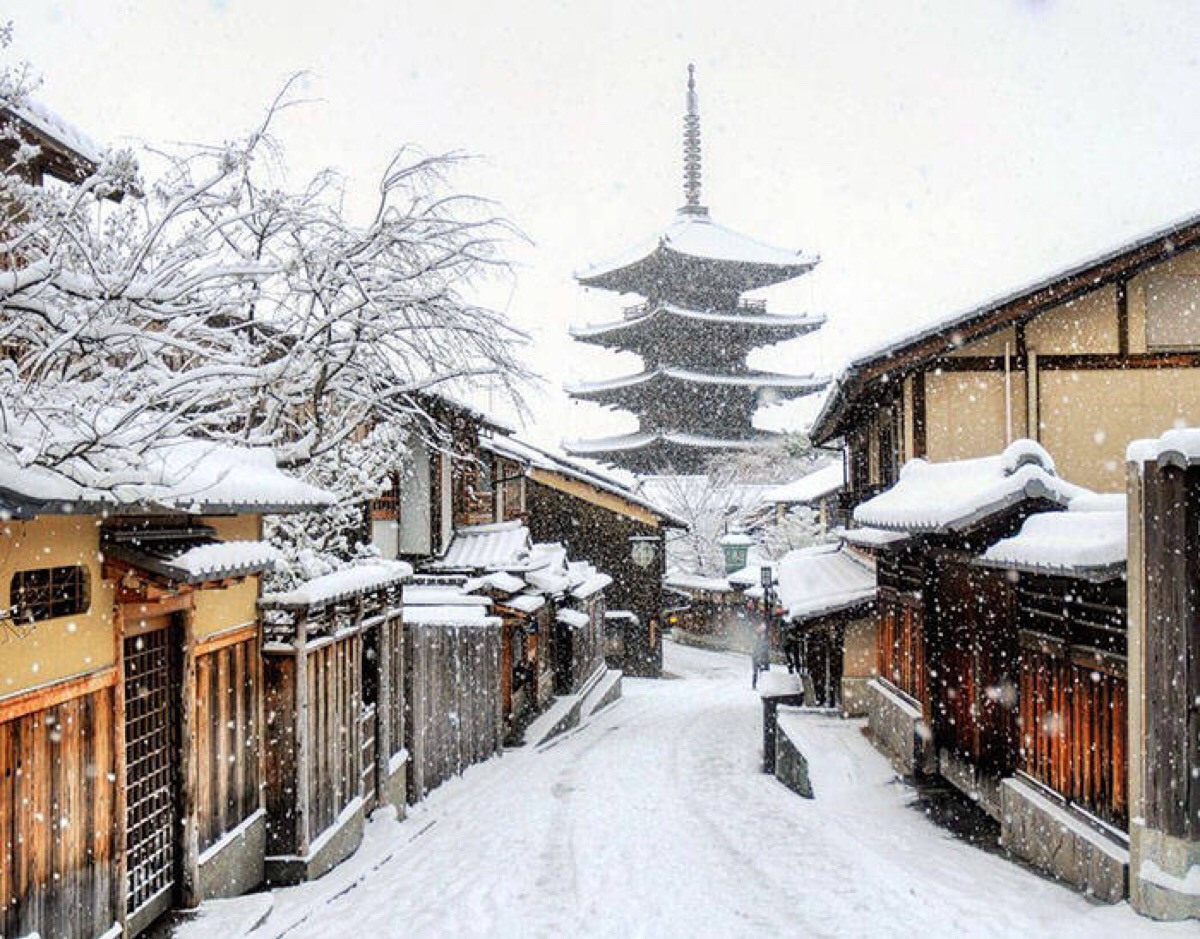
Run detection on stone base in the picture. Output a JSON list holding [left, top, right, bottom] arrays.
[[265, 797, 365, 886], [939, 749, 1003, 820], [774, 708, 814, 799], [379, 754, 409, 815], [1130, 824, 1200, 920], [840, 676, 871, 718], [865, 679, 935, 777], [1000, 777, 1128, 903], [198, 809, 266, 901]]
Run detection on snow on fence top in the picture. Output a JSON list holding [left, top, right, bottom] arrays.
[[979, 495, 1126, 580], [555, 608, 591, 629], [403, 605, 501, 627], [403, 585, 492, 608], [261, 561, 413, 610], [777, 544, 876, 623], [1127, 427, 1200, 468], [853, 440, 1084, 534]]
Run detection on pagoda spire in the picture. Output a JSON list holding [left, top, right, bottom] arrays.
[[682, 64, 706, 215]]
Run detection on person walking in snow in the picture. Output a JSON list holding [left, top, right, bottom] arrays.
[[751, 621, 771, 689]]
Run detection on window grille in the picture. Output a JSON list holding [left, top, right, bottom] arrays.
[[10, 564, 89, 623]]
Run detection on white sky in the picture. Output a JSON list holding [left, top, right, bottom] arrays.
[[12, 1, 1200, 451]]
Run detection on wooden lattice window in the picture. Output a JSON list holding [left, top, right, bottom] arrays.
[[10, 564, 89, 623]]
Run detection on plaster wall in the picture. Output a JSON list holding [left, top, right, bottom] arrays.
[[0, 515, 115, 698], [924, 371, 1026, 462], [1025, 286, 1119, 354]]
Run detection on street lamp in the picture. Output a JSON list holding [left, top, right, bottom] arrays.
[[718, 531, 753, 574]]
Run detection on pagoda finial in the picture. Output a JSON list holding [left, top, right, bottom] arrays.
[[682, 63, 705, 214]]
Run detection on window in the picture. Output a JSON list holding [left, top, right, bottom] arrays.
[[10, 565, 90, 623]]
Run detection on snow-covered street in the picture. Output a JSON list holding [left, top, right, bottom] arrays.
[[183, 641, 1187, 939]]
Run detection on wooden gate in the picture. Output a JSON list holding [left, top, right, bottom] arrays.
[[123, 619, 181, 930]]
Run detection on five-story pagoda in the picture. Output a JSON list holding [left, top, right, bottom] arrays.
[[565, 66, 829, 474]]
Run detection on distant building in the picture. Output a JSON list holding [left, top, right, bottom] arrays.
[[566, 66, 828, 474]]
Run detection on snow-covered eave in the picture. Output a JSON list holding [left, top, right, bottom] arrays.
[[1128, 428, 1200, 469], [812, 209, 1200, 445], [973, 554, 1126, 584], [577, 240, 818, 287], [5, 99, 103, 173], [567, 367, 829, 397], [854, 477, 1075, 536], [785, 589, 877, 624], [570, 304, 826, 341]]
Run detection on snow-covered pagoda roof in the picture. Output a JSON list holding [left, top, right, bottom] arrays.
[[767, 462, 845, 506], [577, 209, 818, 296], [978, 493, 1125, 582], [777, 544, 876, 623], [564, 429, 778, 474], [570, 301, 824, 347], [567, 366, 828, 401], [0, 436, 336, 519], [854, 440, 1085, 534], [813, 209, 1200, 445]]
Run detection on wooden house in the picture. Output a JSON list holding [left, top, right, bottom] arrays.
[[976, 495, 1129, 901], [1, 97, 103, 186], [257, 563, 410, 885], [763, 462, 847, 534], [480, 433, 686, 678], [774, 544, 876, 714], [0, 440, 333, 939], [852, 441, 1081, 791], [812, 212, 1200, 500], [1126, 429, 1200, 921]]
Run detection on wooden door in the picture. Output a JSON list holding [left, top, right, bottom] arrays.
[[123, 619, 181, 931]]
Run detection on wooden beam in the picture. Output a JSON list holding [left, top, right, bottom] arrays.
[[195, 621, 258, 657], [0, 666, 117, 725], [912, 372, 927, 458], [179, 609, 201, 908], [1116, 280, 1129, 357]]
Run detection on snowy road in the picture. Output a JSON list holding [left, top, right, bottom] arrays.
[[186, 641, 1189, 939]]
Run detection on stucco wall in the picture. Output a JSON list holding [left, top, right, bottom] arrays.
[[0, 515, 115, 698], [842, 616, 876, 681], [1025, 286, 1119, 355], [924, 371, 1026, 462], [1131, 245, 1200, 352]]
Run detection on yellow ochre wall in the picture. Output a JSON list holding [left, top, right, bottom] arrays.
[[192, 514, 263, 640], [0, 515, 115, 699], [1025, 286, 1119, 355], [842, 616, 877, 680], [924, 371, 1027, 463]]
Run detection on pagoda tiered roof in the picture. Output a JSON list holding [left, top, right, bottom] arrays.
[[570, 300, 824, 352], [577, 208, 818, 296], [567, 366, 828, 406], [563, 429, 775, 474]]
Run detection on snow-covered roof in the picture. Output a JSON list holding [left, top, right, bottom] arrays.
[[565, 429, 775, 457], [768, 463, 845, 505], [463, 571, 527, 595], [777, 544, 877, 623], [841, 526, 912, 549], [570, 302, 825, 341], [570, 568, 612, 600], [728, 559, 774, 588], [261, 561, 413, 610], [428, 521, 531, 571], [0, 436, 335, 517], [403, 585, 492, 608], [555, 608, 591, 629], [501, 593, 546, 614], [979, 494, 1126, 580], [1128, 427, 1200, 468], [480, 432, 688, 527], [664, 573, 733, 593], [578, 210, 817, 284], [172, 541, 281, 580], [853, 441, 1084, 534], [7, 98, 103, 168], [567, 366, 827, 397]]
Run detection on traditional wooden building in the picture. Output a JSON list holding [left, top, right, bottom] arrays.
[[1126, 428, 1200, 921], [0, 440, 333, 939], [852, 441, 1081, 791], [813, 212, 1200, 500], [774, 544, 876, 714], [481, 433, 685, 677], [976, 495, 1129, 901]]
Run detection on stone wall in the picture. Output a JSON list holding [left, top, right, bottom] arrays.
[[865, 679, 935, 777], [1000, 777, 1128, 903]]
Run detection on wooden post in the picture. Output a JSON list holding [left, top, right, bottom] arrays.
[[179, 602, 201, 908], [376, 592, 393, 807], [112, 605, 130, 929], [294, 609, 311, 858]]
